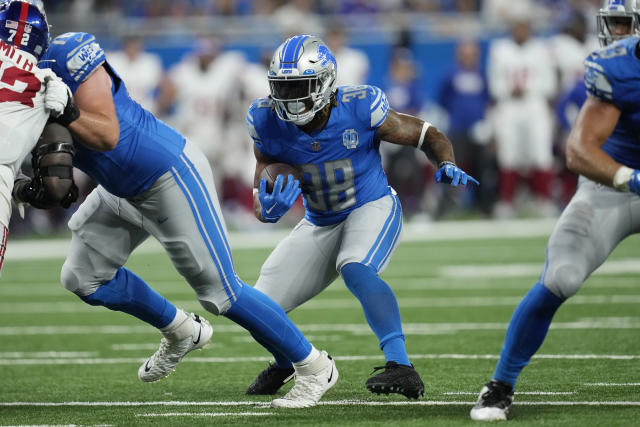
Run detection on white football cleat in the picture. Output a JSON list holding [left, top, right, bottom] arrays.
[[470, 380, 514, 421], [271, 350, 338, 408], [138, 312, 213, 382]]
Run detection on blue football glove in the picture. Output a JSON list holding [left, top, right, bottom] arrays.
[[630, 170, 640, 195], [435, 161, 480, 187], [259, 174, 301, 223]]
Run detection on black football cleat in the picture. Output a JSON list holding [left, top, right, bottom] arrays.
[[470, 379, 514, 421], [245, 363, 295, 395], [365, 361, 425, 399]]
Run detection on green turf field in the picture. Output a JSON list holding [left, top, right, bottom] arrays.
[[1, 230, 639, 426]]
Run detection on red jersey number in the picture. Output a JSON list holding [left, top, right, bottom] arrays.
[[0, 63, 41, 107]]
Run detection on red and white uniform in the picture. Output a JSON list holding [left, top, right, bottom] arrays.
[[166, 51, 250, 185], [488, 35, 557, 170], [0, 40, 60, 270]]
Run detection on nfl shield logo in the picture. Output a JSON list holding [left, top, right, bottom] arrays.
[[311, 141, 321, 152], [343, 129, 359, 149]]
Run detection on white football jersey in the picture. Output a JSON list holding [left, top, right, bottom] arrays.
[[0, 40, 54, 228], [487, 36, 556, 102], [0, 41, 52, 169], [168, 51, 245, 160]]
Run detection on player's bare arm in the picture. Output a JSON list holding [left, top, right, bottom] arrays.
[[566, 96, 621, 187], [67, 66, 119, 151], [377, 108, 455, 165]]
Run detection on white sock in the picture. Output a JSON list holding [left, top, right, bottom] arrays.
[[160, 309, 191, 340], [293, 347, 324, 375]]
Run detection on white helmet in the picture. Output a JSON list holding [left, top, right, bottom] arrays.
[[597, 0, 640, 46], [268, 35, 337, 125]]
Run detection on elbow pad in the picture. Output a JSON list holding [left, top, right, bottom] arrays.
[[16, 123, 78, 209]]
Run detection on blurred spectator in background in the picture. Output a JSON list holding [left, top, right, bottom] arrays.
[[382, 46, 428, 218], [548, 9, 597, 208], [438, 40, 494, 216], [548, 9, 597, 93], [326, 26, 370, 86], [156, 37, 255, 224], [107, 35, 163, 114], [273, 0, 324, 36], [487, 8, 557, 218]]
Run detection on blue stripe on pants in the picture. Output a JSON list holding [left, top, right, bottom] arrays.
[[170, 161, 239, 302], [362, 195, 402, 271]]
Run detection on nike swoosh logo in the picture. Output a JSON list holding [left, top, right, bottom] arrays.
[[144, 359, 152, 372], [157, 217, 169, 224], [327, 364, 334, 383], [193, 324, 202, 345], [265, 203, 277, 215]]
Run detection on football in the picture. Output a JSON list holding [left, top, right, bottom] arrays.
[[260, 163, 303, 193]]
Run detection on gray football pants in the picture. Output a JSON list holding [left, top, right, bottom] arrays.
[[542, 176, 640, 299]]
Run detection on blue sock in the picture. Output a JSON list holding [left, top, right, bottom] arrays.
[[80, 267, 177, 329], [224, 282, 311, 363], [341, 262, 411, 366], [249, 332, 294, 369], [493, 282, 564, 387]]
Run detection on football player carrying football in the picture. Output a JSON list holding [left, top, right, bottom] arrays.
[[0, 0, 78, 273], [38, 16, 337, 409], [470, 0, 640, 421], [246, 35, 477, 399]]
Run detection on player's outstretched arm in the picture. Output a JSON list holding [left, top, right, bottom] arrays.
[[377, 108, 479, 187], [566, 96, 626, 188], [65, 66, 119, 152]]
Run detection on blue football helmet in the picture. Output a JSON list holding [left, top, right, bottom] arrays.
[[0, 0, 49, 59], [268, 35, 337, 126], [597, 0, 640, 46]]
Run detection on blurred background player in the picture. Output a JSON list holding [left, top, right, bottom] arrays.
[[41, 26, 337, 408], [156, 37, 255, 225], [0, 0, 77, 273], [325, 25, 369, 86], [487, 5, 557, 218], [437, 39, 494, 217], [106, 35, 163, 114], [471, 0, 640, 421], [246, 35, 477, 400]]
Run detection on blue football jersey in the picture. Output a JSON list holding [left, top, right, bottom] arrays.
[[584, 36, 640, 169], [247, 85, 392, 226], [41, 32, 186, 198]]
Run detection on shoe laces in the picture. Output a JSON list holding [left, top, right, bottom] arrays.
[[152, 335, 191, 365], [369, 361, 409, 375]]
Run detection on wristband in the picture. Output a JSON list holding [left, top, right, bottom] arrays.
[[613, 165, 634, 191]]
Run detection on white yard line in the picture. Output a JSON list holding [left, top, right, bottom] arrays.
[[1, 399, 639, 407], [3, 294, 640, 314], [2, 318, 640, 336], [583, 383, 640, 386], [443, 391, 576, 395], [4, 219, 559, 261], [0, 353, 638, 366], [136, 411, 274, 417]]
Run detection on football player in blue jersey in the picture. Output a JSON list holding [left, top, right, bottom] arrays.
[[245, 35, 478, 399], [470, 0, 640, 421], [39, 29, 338, 408]]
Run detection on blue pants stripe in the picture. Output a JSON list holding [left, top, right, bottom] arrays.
[[375, 195, 403, 271], [362, 195, 400, 268], [170, 164, 237, 302], [179, 154, 234, 262]]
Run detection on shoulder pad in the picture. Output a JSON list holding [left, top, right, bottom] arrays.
[[338, 85, 389, 128], [41, 32, 106, 93]]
